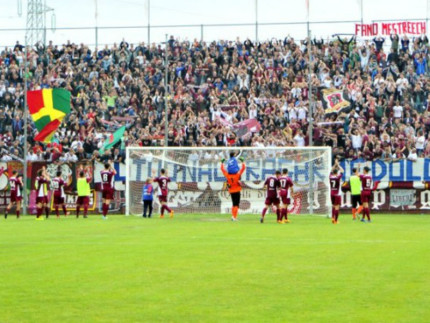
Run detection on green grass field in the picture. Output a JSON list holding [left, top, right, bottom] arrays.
[[0, 213, 429, 323]]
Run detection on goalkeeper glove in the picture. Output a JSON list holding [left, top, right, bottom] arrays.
[[221, 158, 225, 163], [239, 156, 245, 162]]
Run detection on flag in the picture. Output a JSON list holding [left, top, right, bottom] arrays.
[[321, 88, 351, 116], [99, 126, 126, 154], [27, 89, 71, 143]]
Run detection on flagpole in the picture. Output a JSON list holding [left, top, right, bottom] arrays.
[[23, 41, 28, 216], [307, 0, 314, 215], [164, 33, 168, 147]]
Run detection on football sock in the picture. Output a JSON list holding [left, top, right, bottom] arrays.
[[84, 205, 88, 217], [55, 206, 59, 217], [283, 208, 288, 220], [352, 208, 356, 219], [335, 209, 339, 221], [76, 206, 80, 217], [62, 205, 67, 215], [45, 207, 49, 218], [102, 203, 108, 216], [160, 205, 165, 215], [4, 208, 9, 218], [36, 207, 42, 218], [332, 207, 335, 219], [164, 205, 172, 213], [276, 209, 281, 221], [233, 206, 238, 218], [262, 207, 267, 218], [357, 206, 363, 214], [16, 210, 20, 218]]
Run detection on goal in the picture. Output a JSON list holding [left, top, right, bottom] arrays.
[[125, 147, 332, 217]]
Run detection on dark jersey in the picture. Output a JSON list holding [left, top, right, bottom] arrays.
[[9, 177, 23, 197], [100, 170, 115, 190], [329, 174, 342, 196], [360, 174, 373, 191], [154, 176, 171, 197], [52, 178, 66, 198], [264, 176, 279, 199], [35, 176, 50, 197], [278, 176, 293, 197]]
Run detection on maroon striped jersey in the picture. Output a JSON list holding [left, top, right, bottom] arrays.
[[9, 177, 23, 197], [360, 174, 373, 191], [154, 176, 171, 197], [264, 176, 279, 198], [329, 174, 342, 196]]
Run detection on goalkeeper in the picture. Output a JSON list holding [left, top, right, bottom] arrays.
[[221, 155, 246, 221]]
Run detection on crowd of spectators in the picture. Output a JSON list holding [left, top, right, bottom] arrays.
[[1, 33, 430, 164]]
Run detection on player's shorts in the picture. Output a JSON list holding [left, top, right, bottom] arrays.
[[230, 192, 241, 207], [280, 196, 291, 205], [361, 191, 372, 203], [331, 195, 341, 205], [265, 196, 280, 206], [158, 195, 168, 203], [36, 196, 48, 204], [10, 192, 22, 202], [53, 196, 65, 205], [76, 196, 89, 205], [351, 194, 361, 208], [102, 188, 114, 200]]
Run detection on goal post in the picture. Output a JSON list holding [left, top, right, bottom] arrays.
[[125, 146, 332, 217]]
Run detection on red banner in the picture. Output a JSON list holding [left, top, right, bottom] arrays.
[[355, 21, 426, 36]]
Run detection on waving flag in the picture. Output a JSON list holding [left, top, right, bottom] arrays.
[[321, 88, 351, 116], [27, 89, 71, 143], [99, 126, 126, 154]]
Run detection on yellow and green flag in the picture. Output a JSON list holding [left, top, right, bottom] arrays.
[[27, 89, 71, 143]]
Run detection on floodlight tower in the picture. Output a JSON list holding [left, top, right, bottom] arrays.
[[25, 0, 55, 47]]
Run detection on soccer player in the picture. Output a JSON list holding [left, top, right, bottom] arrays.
[[100, 162, 116, 220], [52, 171, 68, 218], [5, 171, 23, 219], [35, 167, 51, 220], [76, 168, 91, 218], [278, 168, 294, 223], [142, 178, 154, 218], [220, 159, 246, 221], [360, 166, 373, 222], [329, 159, 344, 224], [154, 169, 174, 218], [349, 167, 363, 220], [261, 171, 281, 224]]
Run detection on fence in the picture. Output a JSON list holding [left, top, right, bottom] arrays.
[[0, 20, 362, 49]]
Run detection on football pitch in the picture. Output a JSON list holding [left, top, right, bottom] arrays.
[[1, 214, 429, 323]]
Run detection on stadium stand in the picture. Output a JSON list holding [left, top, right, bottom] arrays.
[[0, 34, 429, 163]]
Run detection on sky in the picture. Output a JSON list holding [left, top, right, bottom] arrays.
[[0, 0, 429, 48]]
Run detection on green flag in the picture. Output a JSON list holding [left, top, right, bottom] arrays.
[[99, 126, 126, 154]]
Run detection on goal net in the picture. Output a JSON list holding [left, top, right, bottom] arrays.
[[125, 147, 332, 217]]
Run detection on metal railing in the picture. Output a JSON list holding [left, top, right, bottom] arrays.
[[0, 20, 362, 49]]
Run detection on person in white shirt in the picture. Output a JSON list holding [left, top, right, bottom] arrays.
[[393, 102, 403, 119], [350, 129, 363, 150], [415, 131, 426, 156], [288, 105, 298, 121], [297, 105, 308, 121], [293, 130, 305, 147], [395, 73, 409, 96], [291, 83, 302, 98], [407, 148, 418, 162], [248, 104, 258, 119]]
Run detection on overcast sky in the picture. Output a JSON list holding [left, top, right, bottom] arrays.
[[0, 0, 428, 48]]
